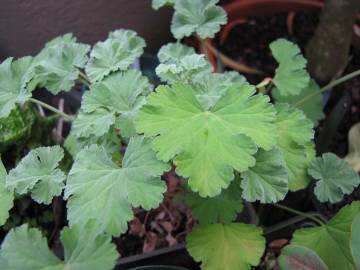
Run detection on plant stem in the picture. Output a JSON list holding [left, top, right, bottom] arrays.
[[78, 70, 90, 87], [274, 203, 325, 226], [264, 215, 307, 235], [295, 69, 360, 107], [29, 98, 74, 121]]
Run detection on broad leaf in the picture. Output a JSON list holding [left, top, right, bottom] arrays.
[[85, 29, 145, 83], [0, 158, 14, 226], [0, 222, 118, 270], [241, 147, 288, 203], [308, 153, 359, 203], [351, 213, 360, 269], [171, 0, 227, 39], [6, 146, 66, 204], [73, 69, 151, 138], [278, 245, 328, 270], [275, 103, 314, 191], [136, 83, 276, 197], [158, 42, 196, 63], [186, 223, 265, 270], [292, 201, 360, 270], [345, 122, 360, 172], [152, 0, 176, 9], [270, 39, 310, 96], [273, 80, 324, 125], [65, 135, 170, 236], [0, 57, 33, 118], [32, 33, 90, 94], [185, 180, 243, 224]]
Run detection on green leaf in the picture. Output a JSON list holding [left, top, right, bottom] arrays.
[[292, 201, 360, 270], [152, 0, 176, 9], [171, 0, 227, 39], [275, 103, 314, 191], [308, 153, 360, 203], [0, 57, 33, 118], [345, 122, 360, 172], [6, 146, 66, 204], [278, 245, 329, 270], [73, 69, 151, 138], [158, 42, 196, 63], [32, 33, 90, 94], [85, 29, 145, 83], [270, 39, 310, 96], [0, 222, 118, 270], [186, 223, 265, 270], [241, 147, 288, 203], [351, 213, 360, 269], [185, 180, 243, 224], [136, 83, 276, 197], [273, 80, 324, 125], [65, 135, 170, 236], [0, 158, 14, 226]]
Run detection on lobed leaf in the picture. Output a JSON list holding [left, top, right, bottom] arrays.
[[152, 0, 176, 9], [157, 42, 196, 63], [351, 213, 360, 269], [0, 158, 14, 226]]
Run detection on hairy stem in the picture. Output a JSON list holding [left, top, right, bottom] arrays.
[[29, 98, 74, 121], [274, 203, 325, 226]]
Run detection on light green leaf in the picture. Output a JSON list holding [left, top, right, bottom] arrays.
[[0, 57, 33, 118], [273, 80, 324, 125], [6, 146, 65, 204], [270, 39, 310, 96], [32, 33, 90, 94], [0, 222, 118, 270], [292, 201, 360, 270], [351, 213, 360, 269], [158, 42, 196, 63], [85, 29, 145, 83], [241, 147, 288, 203], [152, 0, 176, 9], [186, 223, 265, 270], [185, 180, 243, 224], [0, 158, 14, 226], [345, 122, 360, 172], [136, 83, 276, 197], [308, 153, 360, 203], [65, 135, 170, 236], [171, 0, 227, 39], [278, 245, 329, 270], [275, 103, 314, 191]]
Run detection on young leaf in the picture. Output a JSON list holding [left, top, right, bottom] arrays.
[[351, 213, 360, 269], [291, 201, 360, 270], [241, 147, 288, 203], [171, 0, 227, 39], [0, 222, 118, 270], [275, 103, 314, 191], [65, 135, 170, 236], [158, 42, 196, 63], [186, 223, 265, 270], [6, 146, 66, 204], [345, 122, 360, 172], [136, 83, 276, 197], [308, 153, 360, 203], [73, 69, 151, 138], [270, 39, 310, 96], [185, 180, 243, 224], [0, 158, 14, 226], [0, 57, 33, 118], [31, 33, 90, 94], [85, 29, 145, 83], [273, 80, 324, 125], [278, 245, 329, 270], [152, 0, 176, 9]]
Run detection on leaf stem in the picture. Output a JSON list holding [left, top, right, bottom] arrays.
[[274, 203, 325, 226], [29, 98, 74, 121], [78, 70, 90, 87], [295, 69, 360, 107]]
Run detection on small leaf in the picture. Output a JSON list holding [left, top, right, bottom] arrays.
[[345, 122, 360, 172], [270, 39, 310, 96], [292, 201, 360, 270], [65, 135, 170, 236], [0, 158, 14, 226], [152, 0, 176, 9], [85, 29, 145, 83], [171, 0, 227, 39], [351, 213, 360, 269], [241, 147, 288, 203], [136, 83, 276, 197], [158, 42, 196, 63], [278, 245, 329, 270], [186, 223, 265, 270], [308, 153, 360, 203], [0, 57, 33, 118], [0, 222, 118, 270], [6, 146, 66, 204]]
